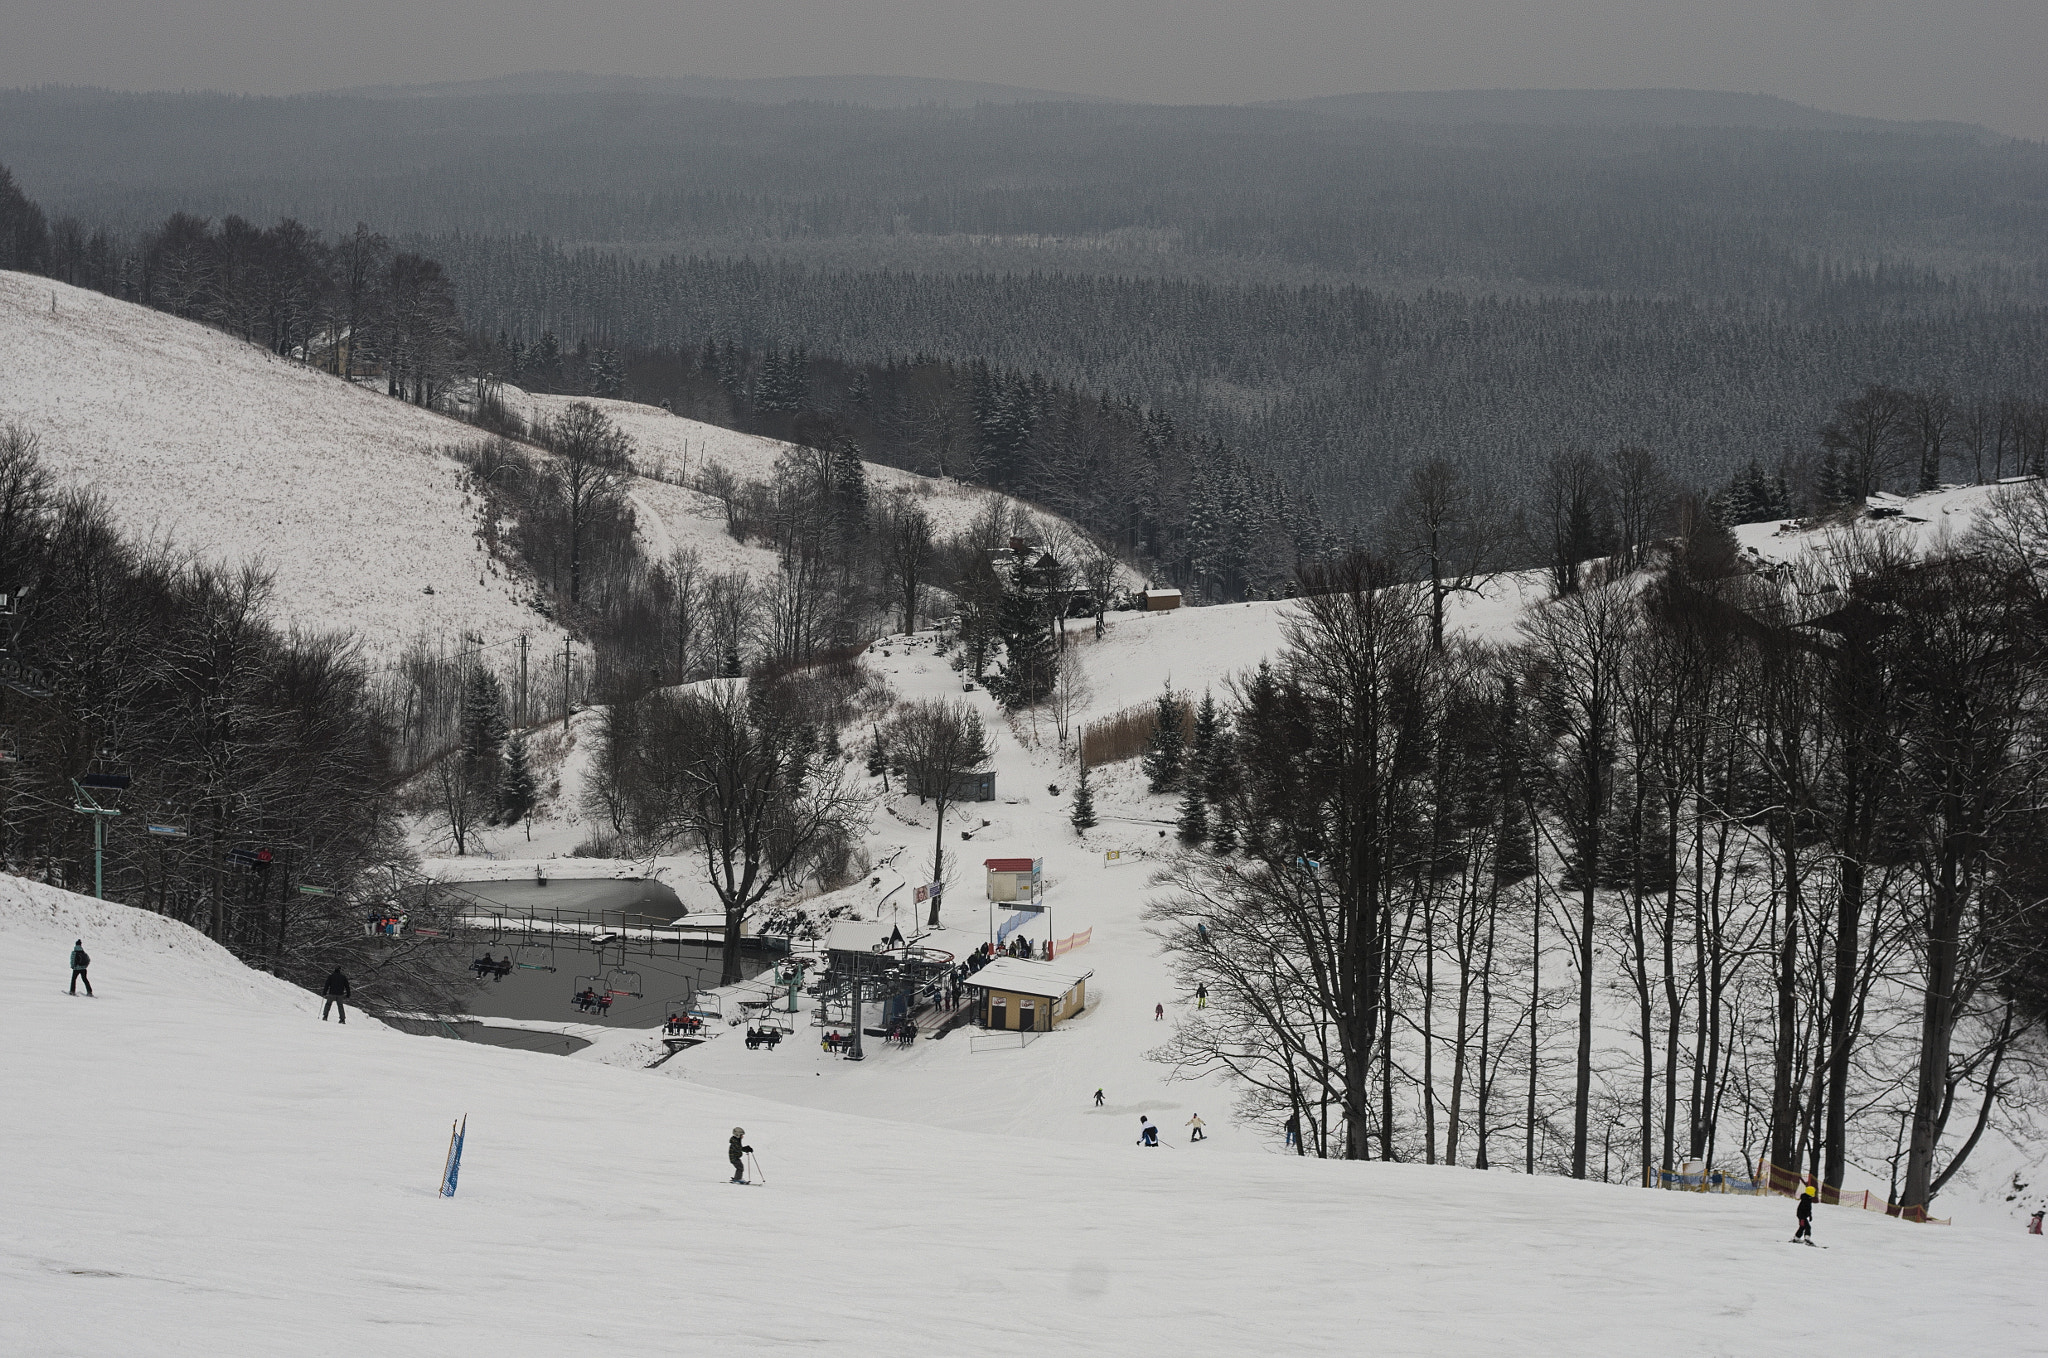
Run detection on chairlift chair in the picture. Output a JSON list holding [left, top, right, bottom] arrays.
[[605, 966, 644, 999], [569, 974, 608, 1012], [512, 941, 558, 973], [0, 730, 21, 765], [79, 754, 133, 792], [226, 841, 275, 874]]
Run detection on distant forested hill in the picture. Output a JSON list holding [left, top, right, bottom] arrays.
[[5, 85, 2044, 526]]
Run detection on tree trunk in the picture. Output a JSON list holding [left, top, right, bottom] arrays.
[[928, 795, 950, 927], [1768, 819, 1802, 1183], [1901, 847, 1965, 1211]]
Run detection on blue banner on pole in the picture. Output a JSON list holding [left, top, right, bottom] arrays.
[[440, 1115, 467, 1198]]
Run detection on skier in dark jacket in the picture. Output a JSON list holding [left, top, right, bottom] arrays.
[[729, 1128, 754, 1183], [1792, 1188, 1815, 1244], [321, 968, 350, 1023], [68, 940, 92, 996], [1137, 1116, 1159, 1147]]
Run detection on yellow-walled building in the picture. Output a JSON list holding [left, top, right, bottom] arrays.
[[962, 958, 1094, 1032]]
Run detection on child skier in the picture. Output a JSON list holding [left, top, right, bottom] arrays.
[[68, 939, 92, 996], [729, 1127, 754, 1183], [1093, 1088, 1105, 1107], [1792, 1187, 1816, 1245]]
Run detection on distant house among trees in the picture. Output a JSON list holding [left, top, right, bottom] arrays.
[[1141, 588, 1183, 611]]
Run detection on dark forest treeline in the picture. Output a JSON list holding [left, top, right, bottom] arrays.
[[428, 235, 2048, 524], [482, 330, 1331, 601], [2, 164, 464, 405]]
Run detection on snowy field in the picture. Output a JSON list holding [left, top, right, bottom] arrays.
[[7, 880, 2045, 1358]]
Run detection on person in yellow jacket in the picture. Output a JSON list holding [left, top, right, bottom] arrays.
[[1186, 1113, 1207, 1143]]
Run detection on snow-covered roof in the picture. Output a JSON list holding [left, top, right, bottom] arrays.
[[960, 957, 1093, 997], [824, 920, 905, 955]]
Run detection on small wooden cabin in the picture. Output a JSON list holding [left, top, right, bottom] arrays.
[[1141, 588, 1183, 611], [984, 857, 1042, 903]]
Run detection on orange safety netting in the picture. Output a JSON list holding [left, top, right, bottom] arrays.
[[1756, 1162, 1949, 1225], [1048, 928, 1093, 957]]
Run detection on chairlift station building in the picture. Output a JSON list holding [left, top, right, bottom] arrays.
[[962, 957, 1092, 1032]]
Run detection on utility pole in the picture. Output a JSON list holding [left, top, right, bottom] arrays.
[[562, 635, 573, 729], [518, 632, 529, 728]]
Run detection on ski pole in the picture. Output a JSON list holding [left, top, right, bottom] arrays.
[[749, 1150, 768, 1185]]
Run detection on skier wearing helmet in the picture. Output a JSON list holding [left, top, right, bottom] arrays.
[[729, 1127, 753, 1183]]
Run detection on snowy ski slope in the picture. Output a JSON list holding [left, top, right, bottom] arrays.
[[6, 878, 2044, 1357], [0, 274, 1050, 657], [0, 270, 559, 653]]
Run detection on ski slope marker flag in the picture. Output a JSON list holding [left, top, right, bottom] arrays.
[[440, 1115, 467, 1198]]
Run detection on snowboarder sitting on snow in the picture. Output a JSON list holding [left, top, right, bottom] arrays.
[[729, 1128, 754, 1183], [321, 967, 350, 1022], [68, 939, 93, 996], [1793, 1187, 1816, 1245], [1138, 1117, 1159, 1147]]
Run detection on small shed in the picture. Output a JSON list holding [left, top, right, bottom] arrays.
[[1141, 588, 1183, 611], [984, 857, 1043, 903], [962, 957, 1093, 1031]]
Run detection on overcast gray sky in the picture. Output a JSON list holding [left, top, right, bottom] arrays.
[[3, 0, 2041, 138]]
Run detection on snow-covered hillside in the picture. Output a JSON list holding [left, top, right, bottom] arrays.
[[513, 389, 1081, 546], [0, 271, 555, 652], [8, 879, 2043, 1356], [0, 273, 1065, 655]]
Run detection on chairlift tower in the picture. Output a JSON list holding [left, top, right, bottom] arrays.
[[72, 760, 133, 900]]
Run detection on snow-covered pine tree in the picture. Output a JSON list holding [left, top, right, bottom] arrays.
[[499, 730, 537, 824], [1178, 691, 1221, 844], [1142, 684, 1188, 793], [1070, 757, 1098, 834], [460, 664, 510, 819], [991, 587, 1055, 710], [1199, 695, 1237, 853]]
